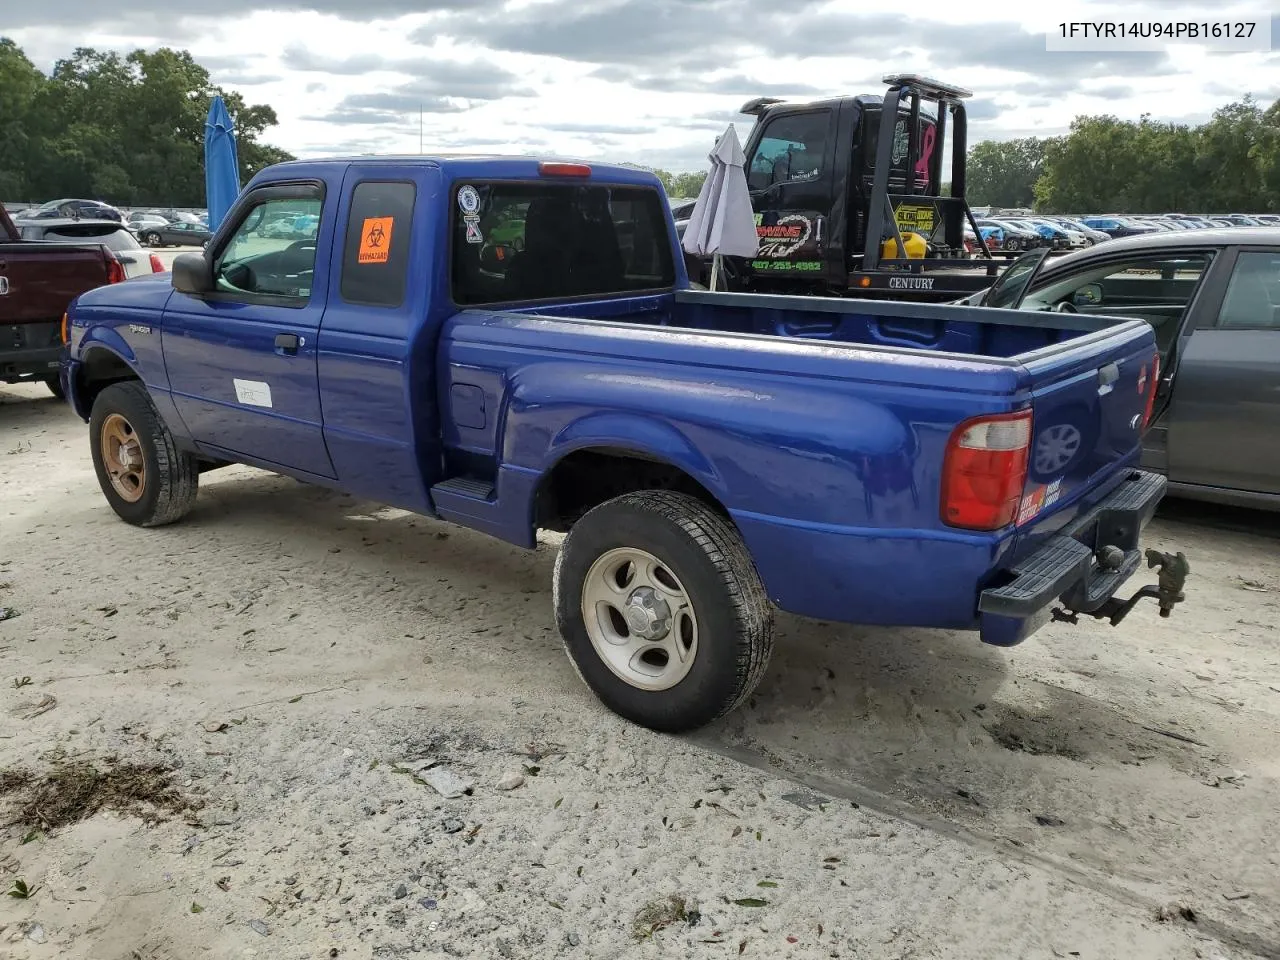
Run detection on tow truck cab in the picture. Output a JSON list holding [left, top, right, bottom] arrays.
[[703, 75, 1004, 302]]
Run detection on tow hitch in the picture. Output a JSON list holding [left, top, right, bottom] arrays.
[[1052, 549, 1190, 627]]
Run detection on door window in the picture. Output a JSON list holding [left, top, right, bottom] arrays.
[[1217, 252, 1280, 329], [1018, 253, 1211, 354], [214, 195, 323, 300], [747, 112, 829, 190]]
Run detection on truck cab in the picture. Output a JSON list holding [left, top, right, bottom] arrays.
[[687, 75, 1005, 302]]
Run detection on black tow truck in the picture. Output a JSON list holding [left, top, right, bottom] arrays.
[[682, 75, 1010, 302]]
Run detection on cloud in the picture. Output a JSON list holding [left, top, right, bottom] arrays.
[[596, 69, 825, 97], [214, 72, 283, 86], [304, 95, 464, 124], [0, 0, 472, 28]]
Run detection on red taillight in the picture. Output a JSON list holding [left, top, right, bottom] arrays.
[[149, 254, 165, 273], [538, 161, 591, 177], [941, 410, 1033, 530], [1141, 352, 1160, 430], [106, 255, 126, 284]]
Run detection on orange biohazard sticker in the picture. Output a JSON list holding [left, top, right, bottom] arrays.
[[358, 217, 394, 264]]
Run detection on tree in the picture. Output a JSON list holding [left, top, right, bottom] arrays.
[[0, 38, 294, 206], [965, 137, 1051, 208], [0, 39, 47, 199]]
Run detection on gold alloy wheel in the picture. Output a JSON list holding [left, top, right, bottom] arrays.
[[100, 412, 146, 503]]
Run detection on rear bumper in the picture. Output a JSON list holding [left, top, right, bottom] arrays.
[[978, 470, 1170, 644], [2, 322, 63, 382]]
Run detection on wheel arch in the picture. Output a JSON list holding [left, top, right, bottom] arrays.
[[532, 443, 734, 535], [72, 344, 140, 420]]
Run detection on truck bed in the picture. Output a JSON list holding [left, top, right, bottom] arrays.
[[516, 288, 1113, 360]]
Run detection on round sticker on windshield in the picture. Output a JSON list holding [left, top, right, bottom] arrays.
[[457, 185, 480, 214]]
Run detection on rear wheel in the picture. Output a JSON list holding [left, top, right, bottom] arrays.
[[44, 376, 65, 400], [553, 491, 774, 733], [144, 232, 162, 246], [89, 381, 198, 527]]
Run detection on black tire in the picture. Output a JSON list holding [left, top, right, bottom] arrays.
[[145, 232, 161, 246], [44, 376, 65, 400], [553, 491, 773, 733], [89, 380, 198, 527]]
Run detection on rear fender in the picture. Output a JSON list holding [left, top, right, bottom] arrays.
[[540, 412, 726, 501]]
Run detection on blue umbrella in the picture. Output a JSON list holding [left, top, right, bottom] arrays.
[[204, 95, 241, 231]]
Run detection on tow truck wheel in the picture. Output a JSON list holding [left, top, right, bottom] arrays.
[[89, 381, 198, 527], [553, 490, 774, 733]]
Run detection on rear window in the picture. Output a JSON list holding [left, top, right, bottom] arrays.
[[24, 224, 139, 250], [450, 182, 675, 306]]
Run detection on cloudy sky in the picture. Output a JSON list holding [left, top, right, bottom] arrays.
[[6, 0, 1279, 173]]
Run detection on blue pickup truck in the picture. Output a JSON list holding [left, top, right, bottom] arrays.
[[60, 156, 1188, 732]]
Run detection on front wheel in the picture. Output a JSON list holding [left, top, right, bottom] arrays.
[[553, 491, 774, 733], [89, 381, 199, 527]]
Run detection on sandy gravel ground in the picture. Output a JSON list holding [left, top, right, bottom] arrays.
[[1, 381, 1278, 960]]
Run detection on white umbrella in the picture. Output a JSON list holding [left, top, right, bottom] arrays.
[[681, 123, 758, 290]]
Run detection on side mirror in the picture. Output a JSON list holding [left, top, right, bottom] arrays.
[[1072, 282, 1102, 306], [172, 253, 213, 295]]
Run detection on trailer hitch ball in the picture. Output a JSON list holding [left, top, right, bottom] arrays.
[[1096, 544, 1124, 571]]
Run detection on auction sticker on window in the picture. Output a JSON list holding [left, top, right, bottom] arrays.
[[358, 217, 394, 264], [457, 185, 480, 214]]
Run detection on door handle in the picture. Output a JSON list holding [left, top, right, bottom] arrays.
[[274, 333, 300, 355]]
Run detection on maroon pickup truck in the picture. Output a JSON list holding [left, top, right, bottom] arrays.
[[1, 201, 126, 397]]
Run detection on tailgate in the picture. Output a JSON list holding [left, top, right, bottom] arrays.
[[0, 243, 111, 324], [1013, 320, 1157, 530]]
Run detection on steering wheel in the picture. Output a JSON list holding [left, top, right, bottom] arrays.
[[285, 240, 316, 253], [1054, 299, 1078, 313]]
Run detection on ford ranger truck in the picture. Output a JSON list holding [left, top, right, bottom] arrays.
[[60, 156, 1189, 733]]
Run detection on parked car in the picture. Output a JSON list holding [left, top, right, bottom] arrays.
[[15, 218, 165, 279], [1045, 217, 1111, 244], [1078, 216, 1160, 239], [1015, 217, 1090, 249], [127, 213, 170, 234], [967, 228, 1280, 510], [974, 219, 1043, 252], [60, 155, 1189, 733], [0, 203, 129, 397], [138, 221, 213, 248], [22, 198, 125, 223]]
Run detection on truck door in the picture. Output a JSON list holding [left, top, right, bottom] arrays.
[[161, 180, 337, 478], [1165, 247, 1280, 496], [744, 108, 837, 281]]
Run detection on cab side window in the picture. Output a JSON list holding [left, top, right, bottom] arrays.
[[748, 113, 829, 190], [214, 194, 323, 301], [340, 180, 416, 307], [1217, 252, 1280, 330]]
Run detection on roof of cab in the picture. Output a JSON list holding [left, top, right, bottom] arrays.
[[253, 154, 666, 186]]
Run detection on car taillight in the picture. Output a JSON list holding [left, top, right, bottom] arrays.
[[150, 254, 165, 273], [106, 255, 126, 284], [941, 410, 1032, 530], [1142, 352, 1160, 430]]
